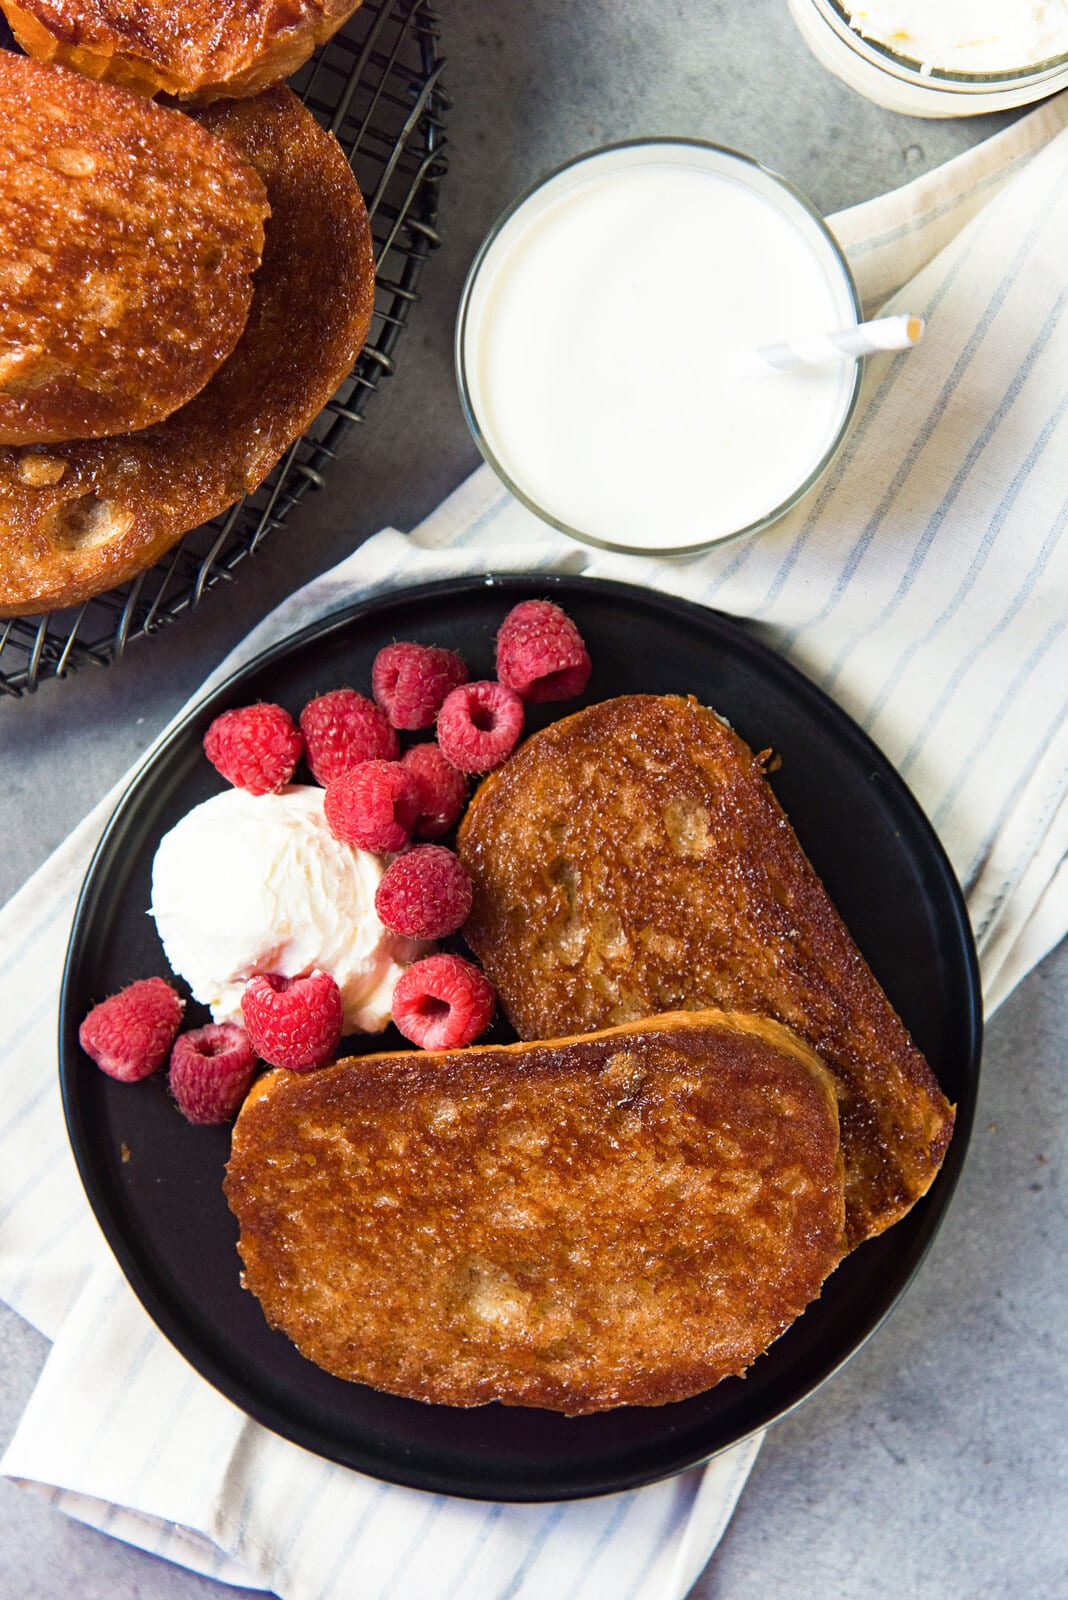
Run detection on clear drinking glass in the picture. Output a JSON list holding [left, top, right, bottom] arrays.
[[456, 139, 863, 557]]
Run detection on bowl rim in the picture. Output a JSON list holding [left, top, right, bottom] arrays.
[[815, 0, 1068, 89], [454, 137, 863, 559]]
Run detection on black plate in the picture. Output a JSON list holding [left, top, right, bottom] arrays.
[[59, 575, 981, 1501]]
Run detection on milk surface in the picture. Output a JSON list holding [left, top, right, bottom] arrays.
[[461, 150, 857, 551]]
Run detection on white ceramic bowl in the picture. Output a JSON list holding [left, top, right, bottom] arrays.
[[789, 0, 1068, 115]]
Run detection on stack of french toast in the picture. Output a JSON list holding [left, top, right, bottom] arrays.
[[0, 1, 375, 617], [226, 693, 956, 1415]]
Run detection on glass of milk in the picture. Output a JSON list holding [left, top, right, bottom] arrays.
[[456, 140, 863, 557]]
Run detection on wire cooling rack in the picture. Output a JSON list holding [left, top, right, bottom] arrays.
[[0, 0, 447, 698]]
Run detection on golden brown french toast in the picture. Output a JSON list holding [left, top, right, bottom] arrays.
[[0, 86, 374, 616], [0, 0, 364, 103], [225, 1010, 845, 1413], [457, 694, 955, 1250], [0, 53, 268, 445]]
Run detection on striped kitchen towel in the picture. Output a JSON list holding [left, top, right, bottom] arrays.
[[2, 90, 1068, 1600]]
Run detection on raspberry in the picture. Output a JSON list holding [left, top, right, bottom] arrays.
[[375, 846, 473, 939], [372, 642, 468, 730], [391, 953, 495, 1050], [323, 760, 420, 852], [495, 599, 592, 703], [241, 972, 344, 1071], [299, 689, 399, 786], [401, 743, 468, 839], [436, 681, 524, 774], [203, 703, 302, 795], [169, 1022, 257, 1124], [79, 977, 185, 1083]]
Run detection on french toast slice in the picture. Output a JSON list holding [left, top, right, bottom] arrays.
[[0, 86, 374, 616], [0, 53, 268, 445], [457, 693, 955, 1249], [225, 1010, 845, 1414], [0, 0, 364, 103]]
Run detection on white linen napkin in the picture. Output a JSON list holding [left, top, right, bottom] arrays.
[[3, 90, 1068, 1599]]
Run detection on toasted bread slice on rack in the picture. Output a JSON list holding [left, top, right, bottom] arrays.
[[0, 53, 268, 446], [457, 693, 956, 1249], [225, 1009, 845, 1414], [0, 0, 364, 103], [0, 86, 375, 617]]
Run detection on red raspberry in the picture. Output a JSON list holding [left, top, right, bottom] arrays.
[[495, 599, 592, 703], [391, 953, 495, 1050], [79, 977, 185, 1083], [401, 743, 468, 839], [203, 703, 302, 795], [323, 760, 420, 852], [241, 972, 343, 1071], [372, 642, 469, 730], [436, 681, 524, 774], [375, 846, 473, 939], [169, 1022, 257, 1124], [299, 689, 399, 786]]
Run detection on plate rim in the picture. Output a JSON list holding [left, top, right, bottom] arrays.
[[58, 572, 983, 1501]]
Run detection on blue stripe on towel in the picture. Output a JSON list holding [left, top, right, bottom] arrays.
[[778, 184, 1062, 659], [444, 1504, 505, 1596], [0, 1077, 53, 1151], [900, 475, 1068, 779], [826, 283, 1068, 702], [846, 147, 1037, 259], [619, 1488, 692, 1600], [942, 607, 1068, 855], [3, 1196, 93, 1309], [378, 1496, 449, 1599], [0, 991, 59, 1070], [321, 1484, 391, 1599], [870, 382, 1068, 740], [271, 1460, 337, 1569], [0, 1144, 66, 1225], [497, 1505, 568, 1600], [561, 1497, 636, 1598], [0, 892, 73, 986]]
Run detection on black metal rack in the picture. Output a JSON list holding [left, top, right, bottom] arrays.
[[0, 0, 447, 697]]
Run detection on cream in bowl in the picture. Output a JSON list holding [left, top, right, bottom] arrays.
[[843, 0, 1068, 72], [790, 0, 1068, 115], [456, 141, 862, 557]]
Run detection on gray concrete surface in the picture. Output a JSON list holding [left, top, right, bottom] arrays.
[[2, 0, 1065, 1596]]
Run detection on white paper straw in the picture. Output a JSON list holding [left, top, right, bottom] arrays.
[[754, 313, 925, 372]]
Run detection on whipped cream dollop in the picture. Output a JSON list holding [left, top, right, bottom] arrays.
[[150, 785, 426, 1034], [845, 0, 1068, 72]]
